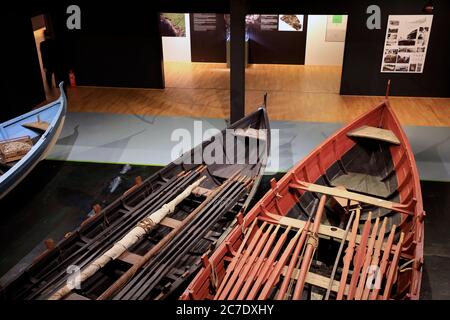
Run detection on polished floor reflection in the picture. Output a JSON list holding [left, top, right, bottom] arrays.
[[63, 62, 450, 126]]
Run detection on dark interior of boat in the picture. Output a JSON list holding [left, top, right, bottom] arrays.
[[287, 139, 402, 233]]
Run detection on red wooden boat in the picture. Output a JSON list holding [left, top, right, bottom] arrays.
[[181, 98, 424, 300]]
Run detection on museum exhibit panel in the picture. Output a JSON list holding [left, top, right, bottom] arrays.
[[0, 0, 449, 306]]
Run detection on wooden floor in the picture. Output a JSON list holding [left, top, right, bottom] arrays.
[[165, 62, 342, 93], [62, 62, 450, 126]]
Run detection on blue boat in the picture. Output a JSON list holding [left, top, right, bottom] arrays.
[[0, 82, 67, 199]]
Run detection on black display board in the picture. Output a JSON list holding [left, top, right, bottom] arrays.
[[47, 2, 165, 89], [190, 13, 307, 65], [190, 13, 227, 63], [247, 14, 308, 64], [340, 1, 450, 97]]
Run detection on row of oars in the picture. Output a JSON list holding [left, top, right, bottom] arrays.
[[334, 212, 404, 300], [113, 171, 253, 300], [25, 166, 205, 299], [49, 173, 208, 300], [214, 196, 326, 300], [211, 197, 405, 300], [97, 171, 245, 299]]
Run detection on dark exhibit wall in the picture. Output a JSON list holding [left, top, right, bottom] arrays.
[[31, 15, 46, 31], [190, 14, 227, 63], [3, 0, 450, 103], [340, 0, 450, 97], [0, 10, 45, 122], [48, 3, 165, 88], [248, 15, 308, 64], [243, 0, 450, 97], [57, 0, 231, 87], [189, 13, 308, 65]]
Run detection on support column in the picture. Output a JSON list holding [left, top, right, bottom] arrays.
[[229, 0, 246, 123]]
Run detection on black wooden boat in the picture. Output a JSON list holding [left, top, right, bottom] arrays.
[[0, 107, 270, 300]]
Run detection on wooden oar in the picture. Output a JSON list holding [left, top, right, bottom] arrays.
[[258, 228, 302, 300], [382, 232, 404, 300], [336, 209, 362, 299], [227, 224, 274, 299], [246, 226, 291, 300], [237, 224, 280, 299], [121, 176, 252, 300], [361, 217, 387, 299], [214, 219, 258, 299], [292, 195, 327, 300], [347, 212, 372, 300], [369, 224, 396, 300], [285, 234, 308, 299], [276, 219, 311, 300], [354, 217, 380, 299], [218, 222, 268, 299], [328, 208, 359, 300]]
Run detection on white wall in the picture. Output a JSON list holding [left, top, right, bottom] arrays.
[[162, 14, 191, 62], [305, 15, 347, 66]]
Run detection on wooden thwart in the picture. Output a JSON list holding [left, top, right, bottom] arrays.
[[192, 186, 212, 197], [347, 125, 400, 145], [330, 186, 359, 209], [233, 128, 266, 140], [118, 251, 143, 265], [281, 267, 349, 296], [65, 292, 90, 300], [262, 214, 357, 242], [159, 217, 182, 229], [261, 213, 397, 253], [22, 115, 49, 132], [291, 180, 412, 214]]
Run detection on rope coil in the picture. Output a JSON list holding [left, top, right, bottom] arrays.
[[306, 232, 319, 249], [138, 218, 156, 232]]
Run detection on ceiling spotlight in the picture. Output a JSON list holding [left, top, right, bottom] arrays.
[[423, 1, 433, 13]]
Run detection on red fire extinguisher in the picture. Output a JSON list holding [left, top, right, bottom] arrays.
[[69, 69, 77, 87]]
